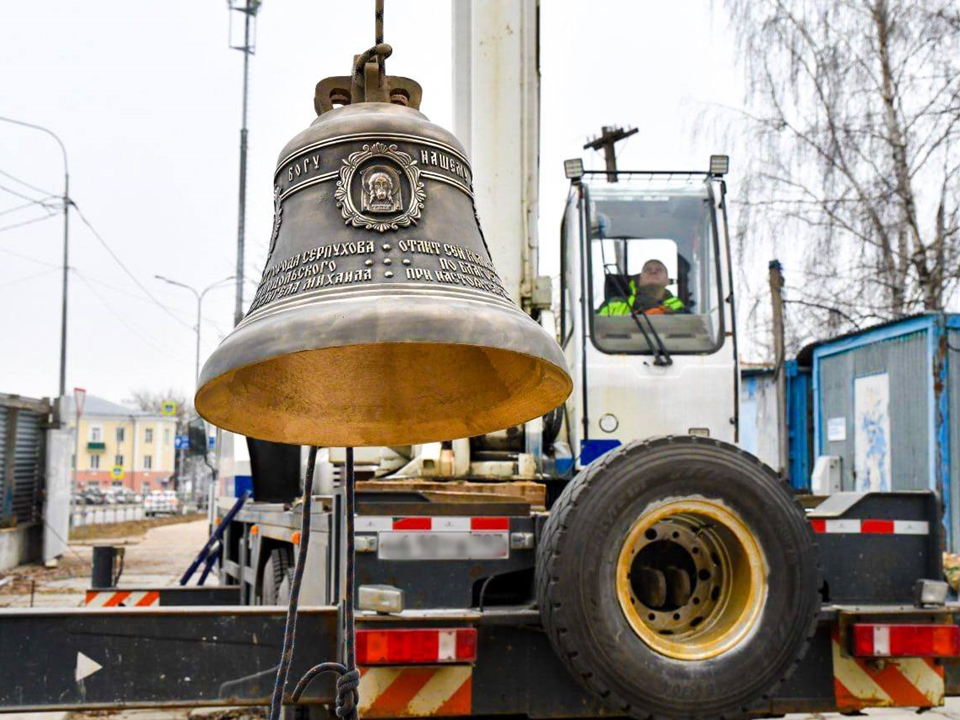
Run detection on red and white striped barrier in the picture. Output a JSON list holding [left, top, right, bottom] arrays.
[[84, 590, 160, 607]]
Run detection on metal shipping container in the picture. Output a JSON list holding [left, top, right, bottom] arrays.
[[804, 314, 957, 546]]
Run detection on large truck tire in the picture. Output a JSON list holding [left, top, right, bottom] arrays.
[[536, 436, 819, 720]]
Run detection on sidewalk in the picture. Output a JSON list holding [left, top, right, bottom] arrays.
[[0, 518, 211, 608]]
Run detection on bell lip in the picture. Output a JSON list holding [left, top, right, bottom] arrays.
[[198, 285, 568, 390], [194, 340, 572, 447], [195, 287, 572, 447]]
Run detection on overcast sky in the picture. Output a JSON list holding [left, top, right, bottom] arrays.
[[0, 1, 741, 406]]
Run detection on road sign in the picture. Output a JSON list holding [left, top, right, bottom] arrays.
[[208, 436, 216, 450], [174, 435, 189, 450], [161, 401, 178, 417], [73, 387, 87, 418], [110, 466, 124, 480]]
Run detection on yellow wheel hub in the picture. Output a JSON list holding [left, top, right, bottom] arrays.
[[616, 498, 768, 661]]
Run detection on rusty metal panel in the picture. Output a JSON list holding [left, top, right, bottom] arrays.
[[818, 329, 930, 492]]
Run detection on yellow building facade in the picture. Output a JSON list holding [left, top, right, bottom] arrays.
[[66, 396, 178, 493]]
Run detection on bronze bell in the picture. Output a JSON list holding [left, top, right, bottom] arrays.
[[195, 56, 572, 447]]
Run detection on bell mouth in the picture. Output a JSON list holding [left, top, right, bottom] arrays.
[[195, 341, 571, 446], [197, 270, 571, 447]]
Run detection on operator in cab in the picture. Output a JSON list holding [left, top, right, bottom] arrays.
[[598, 258, 685, 316]]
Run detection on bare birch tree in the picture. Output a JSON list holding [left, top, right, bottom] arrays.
[[725, 0, 960, 346]]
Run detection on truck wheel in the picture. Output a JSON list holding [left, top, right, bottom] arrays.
[[261, 547, 294, 605], [536, 436, 819, 720]]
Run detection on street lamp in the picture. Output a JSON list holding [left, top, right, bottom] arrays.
[[154, 275, 235, 383], [0, 116, 70, 396]]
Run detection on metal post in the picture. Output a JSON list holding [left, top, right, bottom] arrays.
[[232, 0, 261, 327], [155, 275, 233, 383], [195, 293, 203, 384], [0, 117, 70, 396], [60, 172, 70, 397], [91, 546, 118, 588], [769, 259, 789, 478]]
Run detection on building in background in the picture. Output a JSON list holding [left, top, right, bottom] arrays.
[[63, 396, 176, 493]]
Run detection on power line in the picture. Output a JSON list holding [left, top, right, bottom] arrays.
[[74, 269, 188, 316], [0, 267, 60, 289], [0, 245, 61, 268], [0, 212, 57, 235], [72, 203, 193, 330], [0, 180, 55, 205], [75, 273, 190, 362], [0, 200, 52, 217], [0, 166, 55, 197]]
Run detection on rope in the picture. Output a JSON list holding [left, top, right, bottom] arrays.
[[376, 0, 385, 83], [352, 0, 390, 91], [267, 446, 319, 720], [290, 448, 360, 719], [352, 43, 392, 88], [267, 447, 361, 720]]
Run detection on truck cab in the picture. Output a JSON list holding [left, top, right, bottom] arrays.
[[559, 165, 738, 466]]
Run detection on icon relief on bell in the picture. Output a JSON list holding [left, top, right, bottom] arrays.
[[361, 165, 403, 214], [335, 142, 425, 233]]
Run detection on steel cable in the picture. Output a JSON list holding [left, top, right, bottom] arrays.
[[268, 446, 360, 720]]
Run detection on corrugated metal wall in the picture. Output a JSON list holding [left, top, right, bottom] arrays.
[[0, 402, 47, 526], [948, 329, 960, 548], [818, 330, 930, 491]]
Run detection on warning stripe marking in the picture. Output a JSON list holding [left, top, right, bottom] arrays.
[[832, 635, 943, 710], [355, 516, 511, 533], [359, 666, 472, 718], [367, 667, 435, 716], [85, 590, 160, 607], [811, 519, 929, 535]]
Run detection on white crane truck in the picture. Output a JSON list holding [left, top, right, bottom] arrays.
[[1, 3, 958, 719]]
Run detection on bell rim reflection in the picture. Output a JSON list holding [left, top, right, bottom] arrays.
[[196, 286, 571, 446], [195, 341, 571, 447]]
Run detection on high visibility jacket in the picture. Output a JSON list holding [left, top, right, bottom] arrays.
[[598, 278, 684, 316]]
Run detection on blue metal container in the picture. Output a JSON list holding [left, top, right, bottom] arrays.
[[801, 314, 953, 546]]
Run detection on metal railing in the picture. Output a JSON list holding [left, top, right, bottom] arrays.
[[70, 501, 145, 527]]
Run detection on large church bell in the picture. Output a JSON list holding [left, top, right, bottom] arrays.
[[196, 37, 572, 447]]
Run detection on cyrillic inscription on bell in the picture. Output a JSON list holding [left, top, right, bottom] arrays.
[[196, 95, 572, 448]]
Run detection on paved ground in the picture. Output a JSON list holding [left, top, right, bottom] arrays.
[[0, 517, 211, 608]]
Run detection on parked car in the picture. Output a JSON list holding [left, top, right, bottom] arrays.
[[144, 490, 179, 517], [81, 487, 105, 505], [114, 488, 137, 504]]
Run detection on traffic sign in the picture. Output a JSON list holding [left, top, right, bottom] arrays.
[[73, 387, 87, 417], [174, 435, 189, 450], [110, 465, 124, 480], [161, 401, 178, 417]]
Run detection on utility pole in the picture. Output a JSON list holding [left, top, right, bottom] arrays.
[[768, 259, 789, 479], [584, 125, 637, 183], [0, 117, 70, 396], [229, 0, 262, 327]]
